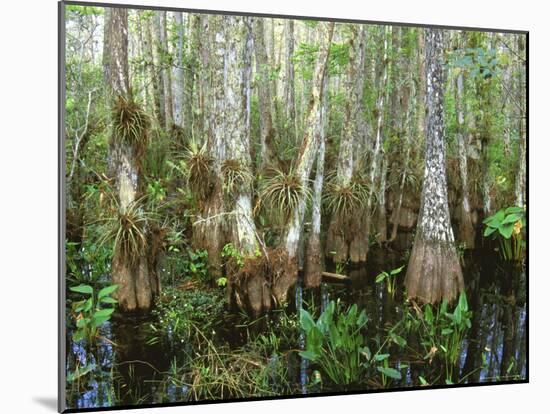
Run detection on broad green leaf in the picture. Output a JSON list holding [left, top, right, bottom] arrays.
[[498, 223, 515, 239], [94, 308, 115, 318], [375, 273, 386, 283], [390, 265, 405, 275], [76, 317, 90, 328], [300, 309, 316, 333], [100, 297, 118, 304], [374, 353, 390, 361], [501, 214, 523, 225], [419, 376, 428, 386], [377, 366, 402, 380], [299, 350, 318, 361], [98, 284, 119, 299], [70, 284, 93, 295], [484, 226, 498, 237], [441, 328, 454, 336]]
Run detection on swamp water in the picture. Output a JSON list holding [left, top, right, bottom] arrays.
[[66, 250, 527, 410]]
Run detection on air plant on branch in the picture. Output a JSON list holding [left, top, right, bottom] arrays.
[[221, 159, 253, 195], [323, 172, 369, 219], [256, 167, 311, 223], [184, 140, 214, 200], [111, 94, 149, 153]]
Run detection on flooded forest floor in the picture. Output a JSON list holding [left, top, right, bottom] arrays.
[[66, 248, 527, 410]]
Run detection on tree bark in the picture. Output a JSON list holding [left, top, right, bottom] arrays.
[[104, 8, 153, 312], [326, 25, 358, 263], [171, 12, 185, 130], [454, 65, 476, 248], [283, 20, 297, 144], [155, 11, 173, 128], [405, 28, 464, 304], [275, 22, 334, 304], [253, 18, 277, 169], [515, 35, 526, 207], [304, 73, 329, 288]]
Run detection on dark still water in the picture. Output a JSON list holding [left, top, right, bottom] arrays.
[[66, 250, 527, 410]]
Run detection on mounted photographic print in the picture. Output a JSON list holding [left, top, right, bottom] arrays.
[[59, 1, 528, 412]]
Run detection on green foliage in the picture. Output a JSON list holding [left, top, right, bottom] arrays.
[[221, 242, 245, 268], [184, 248, 209, 281], [398, 292, 472, 381], [483, 206, 526, 262], [257, 168, 311, 224], [152, 287, 226, 344], [299, 300, 369, 386], [375, 265, 405, 299], [70, 283, 118, 343], [66, 238, 112, 285]]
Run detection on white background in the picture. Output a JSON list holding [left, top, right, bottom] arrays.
[[0, 0, 546, 412]]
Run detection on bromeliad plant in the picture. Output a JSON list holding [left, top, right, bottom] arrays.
[[299, 300, 369, 386], [483, 206, 526, 262], [323, 173, 369, 219], [70, 283, 119, 343], [375, 265, 405, 299], [98, 197, 151, 264], [256, 167, 311, 224], [184, 140, 214, 201]]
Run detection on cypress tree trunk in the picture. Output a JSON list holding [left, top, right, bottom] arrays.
[[104, 8, 153, 312], [304, 73, 329, 288], [253, 18, 277, 169], [405, 28, 464, 304], [192, 15, 226, 279], [171, 12, 185, 130], [275, 22, 334, 304], [155, 11, 173, 128], [515, 35, 526, 207], [454, 66, 476, 248], [326, 25, 358, 263], [284, 20, 297, 144]]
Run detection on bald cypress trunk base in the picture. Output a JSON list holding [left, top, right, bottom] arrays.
[[229, 248, 297, 317], [112, 255, 152, 312], [405, 237, 464, 304], [305, 232, 323, 288]]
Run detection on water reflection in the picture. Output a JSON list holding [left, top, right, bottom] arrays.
[[66, 250, 527, 409]]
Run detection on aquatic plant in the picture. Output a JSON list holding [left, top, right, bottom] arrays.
[[398, 292, 472, 382], [483, 205, 526, 262], [375, 265, 405, 299], [299, 300, 369, 386], [69, 283, 118, 343], [257, 167, 311, 223], [151, 287, 226, 344]]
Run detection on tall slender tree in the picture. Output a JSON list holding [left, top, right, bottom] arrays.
[[405, 28, 464, 304], [104, 8, 155, 311]]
